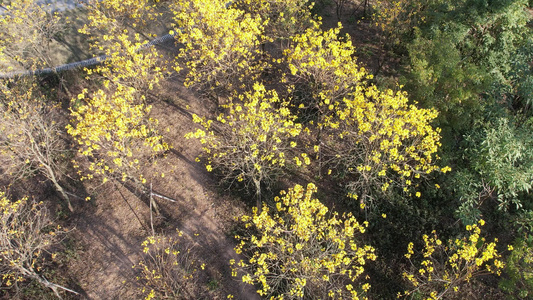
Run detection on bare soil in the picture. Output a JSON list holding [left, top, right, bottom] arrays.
[[51, 79, 262, 299]]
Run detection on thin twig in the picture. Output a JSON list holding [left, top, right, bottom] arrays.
[[41, 275, 80, 297], [63, 191, 84, 200], [114, 181, 149, 233], [150, 182, 155, 236], [151, 192, 178, 203]]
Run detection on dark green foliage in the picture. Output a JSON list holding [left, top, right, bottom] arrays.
[[370, 3, 533, 295], [402, 28, 489, 133], [471, 119, 533, 207], [506, 37, 533, 114], [396, 0, 531, 128], [500, 235, 533, 299], [384, 0, 533, 222], [450, 117, 533, 223]]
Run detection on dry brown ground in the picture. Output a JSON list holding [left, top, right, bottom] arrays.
[[51, 78, 263, 299]]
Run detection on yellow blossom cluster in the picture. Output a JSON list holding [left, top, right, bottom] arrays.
[[88, 31, 171, 94], [284, 21, 369, 109], [185, 82, 306, 202], [0, 0, 64, 70], [401, 220, 504, 299], [171, 0, 266, 98], [232, 183, 376, 299], [79, 0, 171, 94], [283, 19, 445, 204], [80, 0, 162, 38], [134, 231, 207, 299], [67, 83, 168, 185], [327, 85, 444, 202], [230, 0, 315, 43]]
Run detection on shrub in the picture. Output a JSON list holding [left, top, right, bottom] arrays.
[[499, 235, 533, 299], [402, 220, 504, 299], [134, 232, 209, 299], [232, 183, 377, 299]]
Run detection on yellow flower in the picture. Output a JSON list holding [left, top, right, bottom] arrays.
[[441, 166, 452, 173], [362, 283, 370, 292]]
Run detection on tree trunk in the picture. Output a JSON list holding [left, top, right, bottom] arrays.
[[22, 267, 79, 299], [253, 178, 262, 213], [43, 164, 73, 212], [52, 179, 73, 212]]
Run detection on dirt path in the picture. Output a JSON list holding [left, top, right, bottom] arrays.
[[63, 81, 260, 300], [145, 88, 261, 300]]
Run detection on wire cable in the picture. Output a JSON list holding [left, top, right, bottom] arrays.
[[0, 32, 178, 79]]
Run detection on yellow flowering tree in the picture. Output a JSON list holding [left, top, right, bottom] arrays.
[[0, 0, 64, 70], [185, 83, 306, 208], [230, 0, 315, 45], [171, 0, 266, 100], [282, 21, 365, 178], [72, 0, 171, 217], [81, 0, 172, 98], [134, 232, 209, 299], [283, 21, 369, 111], [0, 192, 73, 298], [67, 83, 168, 186], [80, 0, 162, 38], [323, 86, 446, 204], [283, 21, 445, 204], [79, 0, 170, 100], [232, 183, 377, 299], [401, 220, 504, 299], [371, 0, 424, 45], [0, 81, 72, 211], [85, 30, 171, 96]]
